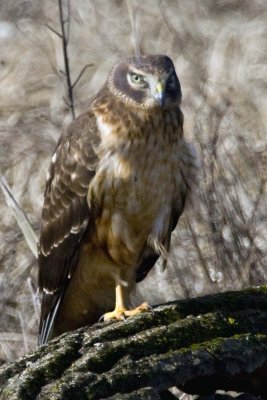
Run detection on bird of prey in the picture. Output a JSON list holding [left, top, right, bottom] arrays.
[[38, 55, 197, 345]]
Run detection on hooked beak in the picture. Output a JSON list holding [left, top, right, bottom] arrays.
[[153, 81, 166, 107]]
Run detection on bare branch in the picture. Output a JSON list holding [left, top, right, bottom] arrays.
[[58, 0, 75, 120], [125, 0, 141, 56], [44, 23, 62, 39], [0, 175, 38, 259], [65, 0, 71, 43], [185, 216, 215, 285], [58, 69, 66, 76], [72, 63, 94, 89]]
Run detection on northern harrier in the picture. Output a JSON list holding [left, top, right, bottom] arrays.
[[38, 55, 197, 345]]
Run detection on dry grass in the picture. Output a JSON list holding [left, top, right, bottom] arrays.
[[0, 0, 266, 377]]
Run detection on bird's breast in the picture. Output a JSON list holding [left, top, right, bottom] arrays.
[[88, 114, 180, 266]]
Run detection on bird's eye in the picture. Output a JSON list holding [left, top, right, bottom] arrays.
[[129, 73, 145, 85]]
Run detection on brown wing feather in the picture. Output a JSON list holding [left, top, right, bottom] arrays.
[[38, 111, 100, 345], [136, 196, 186, 283], [136, 138, 199, 282]]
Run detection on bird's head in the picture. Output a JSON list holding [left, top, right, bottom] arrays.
[[108, 55, 182, 110]]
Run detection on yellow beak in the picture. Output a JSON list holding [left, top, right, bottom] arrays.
[[153, 81, 165, 106]]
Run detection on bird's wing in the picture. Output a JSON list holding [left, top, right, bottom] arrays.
[[136, 139, 199, 282], [38, 111, 99, 345], [136, 195, 186, 283]]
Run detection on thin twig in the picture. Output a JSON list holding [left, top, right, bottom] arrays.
[[126, 0, 141, 56], [72, 63, 94, 89], [0, 175, 38, 258], [65, 0, 71, 43], [185, 216, 215, 285], [58, 0, 75, 119], [45, 23, 62, 39]]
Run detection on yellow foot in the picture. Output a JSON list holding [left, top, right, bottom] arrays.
[[101, 302, 151, 322]]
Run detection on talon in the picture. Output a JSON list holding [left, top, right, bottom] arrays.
[[98, 314, 105, 323], [122, 302, 152, 318], [102, 308, 127, 321], [144, 303, 154, 313], [101, 302, 151, 322], [121, 312, 127, 321], [102, 284, 152, 322]]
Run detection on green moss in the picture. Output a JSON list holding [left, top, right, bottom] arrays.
[[1, 286, 267, 399]]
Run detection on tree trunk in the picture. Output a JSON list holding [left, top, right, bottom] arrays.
[[1, 286, 267, 399]]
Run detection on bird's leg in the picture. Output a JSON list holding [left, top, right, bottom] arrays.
[[103, 283, 151, 321]]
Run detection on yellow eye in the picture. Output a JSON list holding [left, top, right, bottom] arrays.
[[130, 73, 144, 84]]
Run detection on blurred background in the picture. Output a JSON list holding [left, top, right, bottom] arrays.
[[0, 0, 266, 377]]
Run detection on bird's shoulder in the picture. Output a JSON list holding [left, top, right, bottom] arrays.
[[39, 110, 100, 257]]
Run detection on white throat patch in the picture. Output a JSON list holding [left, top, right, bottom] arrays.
[[96, 115, 113, 139]]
